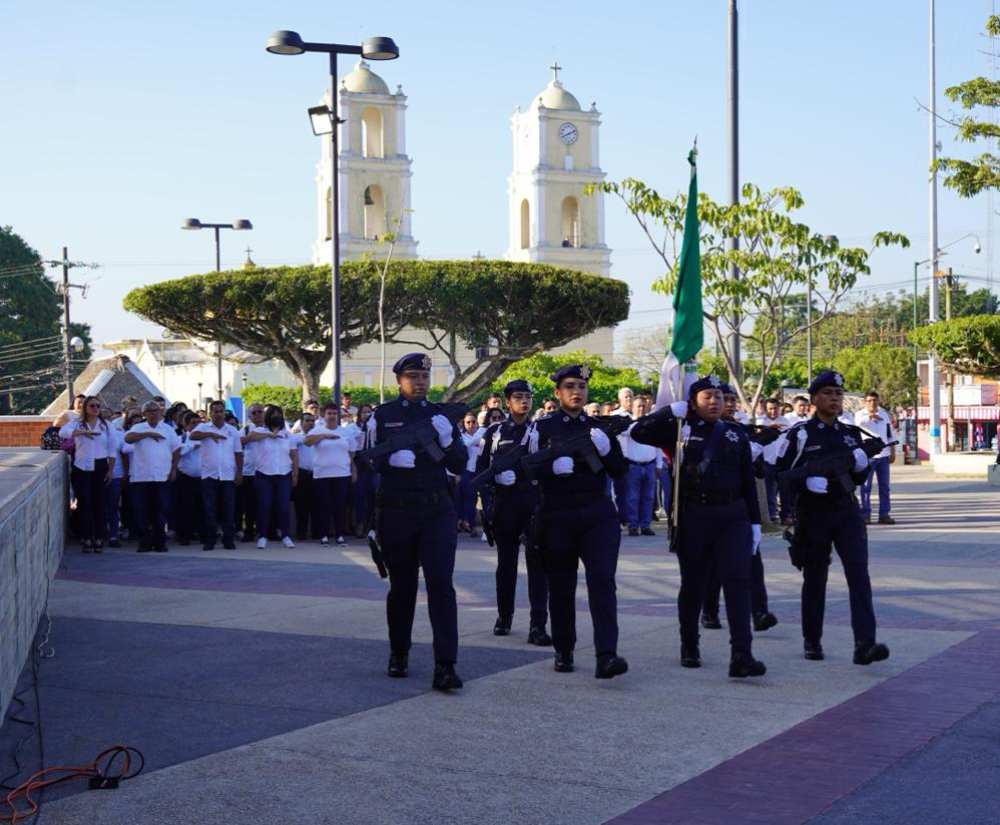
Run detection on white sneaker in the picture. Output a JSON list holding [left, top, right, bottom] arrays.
[[282, 536, 296, 548], [256, 537, 267, 550], [335, 536, 346, 546], [320, 536, 329, 546], [481, 531, 488, 543]]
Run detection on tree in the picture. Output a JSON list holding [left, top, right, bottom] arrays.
[[933, 16, 1000, 197], [492, 351, 649, 404], [0, 227, 93, 413], [910, 316, 1000, 377], [832, 344, 918, 409], [594, 178, 908, 413], [124, 260, 629, 405]]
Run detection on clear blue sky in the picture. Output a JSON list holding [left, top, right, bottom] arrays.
[[2, 0, 993, 354]]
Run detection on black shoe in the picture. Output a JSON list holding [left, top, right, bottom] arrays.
[[223, 542, 236, 550], [107, 539, 121, 548], [877, 516, 896, 525], [640, 527, 656, 536], [595, 654, 629, 679], [853, 641, 890, 665], [527, 626, 552, 646], [137, 546, 152, 553], [680, 643, 702, 668], [93, 543, 103, 554], [729, 653, 767, 678], [701, 612, 722, 629], [554, 651, 575, 673], [493, 616, 512, 636], [432, 662, 463, 691], [177, 539, 190, 546], [387, 652, 409, 678], [202, 544, 214, 552], [628, 527, 640, 537], [753, 612, 778, 632], [154, 546, 167, 553], [804, 640, 825, 661]]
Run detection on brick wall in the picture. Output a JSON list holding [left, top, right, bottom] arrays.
[[0, 416, 51, 448]]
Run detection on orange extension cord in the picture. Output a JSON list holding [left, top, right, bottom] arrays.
[[1, 745, 144, 823]]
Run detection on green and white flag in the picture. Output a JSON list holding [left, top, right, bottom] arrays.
[[656, 146, 703, 408]]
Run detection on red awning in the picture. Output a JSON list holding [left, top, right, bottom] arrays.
[[914, 406, 1000, 421]]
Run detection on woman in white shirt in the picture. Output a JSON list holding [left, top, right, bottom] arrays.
[[59, 395, 115, 553], [456, 412, 487, 535], [174, 412, 205, 545], [245, 405, 298, 549], [304, 402, 356, 546]]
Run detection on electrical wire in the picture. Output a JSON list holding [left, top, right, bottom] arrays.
[[0, 336, 63, 352]]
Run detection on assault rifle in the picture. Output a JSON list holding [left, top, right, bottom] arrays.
[[746, 424, 784, 447], [355, 403, 468, 469], [777, 435, 894, 496], [519, 414, 634, 479]]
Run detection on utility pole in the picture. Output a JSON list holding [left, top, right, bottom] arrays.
[[944, 267, 955, 451], [928, 0, 942, 454], [727, 0, 741, 381], [61, 247, 72, 403]]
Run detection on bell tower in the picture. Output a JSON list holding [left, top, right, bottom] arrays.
[[312, 60, 418, 264], [506, 63, 610, 276]]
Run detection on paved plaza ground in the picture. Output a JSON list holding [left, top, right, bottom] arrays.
[[3, 465, 998, 824]]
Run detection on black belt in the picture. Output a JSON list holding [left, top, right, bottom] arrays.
[[625, 458, 656, 466], [681, 489, 742, 506], [377, 489, 450, 509]]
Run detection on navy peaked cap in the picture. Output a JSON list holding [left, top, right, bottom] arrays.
[[393, 352, 432, 375], [808, 370, 845, 395], [688, 375, 724, 398], [503, 379, 532, 396], [549, 364, 592, 384]]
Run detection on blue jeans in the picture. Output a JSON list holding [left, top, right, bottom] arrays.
[[860, 457, 891, 519], [105, 477, 122, 540], [202, 478, 236, 546], [255, 472, 291, 539], [457, 469, 478, 525], [763, 463, 779, 521], [657, 466, 672, 516], [624, 461, 656, 529]]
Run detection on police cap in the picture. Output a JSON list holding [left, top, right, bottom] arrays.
[[503, 379, 532, 397], [393, 352, 432, 375], [808, 370, 845, 395], [688, 374, 723, 398], [549, 364, 592, 385]]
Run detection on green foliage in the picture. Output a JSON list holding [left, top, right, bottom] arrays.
[[935, 16, 1000, 197], [832, 344, 917, 409], [492, 351, 651, 404], [910, 316, 1000, 377], [241, 383, 449, 420], [124, 260, 628, 404]]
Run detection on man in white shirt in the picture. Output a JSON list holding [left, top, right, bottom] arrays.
[[238, 404, 265, 541], [854, 390, 896, 525], [618, 395, 658, 536], [611, 387, 636, 524], [190, 400, 244, 550], [305, 402, 356, 545], [783, 395, 811, 427], [756, 397, 785, 522], [124, 400, 181, 552]]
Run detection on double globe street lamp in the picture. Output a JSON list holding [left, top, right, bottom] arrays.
[[265, 30, 399, 420]]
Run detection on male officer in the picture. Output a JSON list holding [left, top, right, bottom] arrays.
[[767, 370, 890, 666], [630, 376, 766, 678], [475, 379, 551, 645], [527, 365, 629, 678], [368, 353, 468, 691]]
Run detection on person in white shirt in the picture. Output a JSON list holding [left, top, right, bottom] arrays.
[[190, 400, 244, 549], [854, 390, 896, 525], [755, 397, 786, 522], [60, 395, 115, 553], [455, 412, 487, 535], [246, 405, 298, 549], [124, 400, 181, 552], [618, 395, 657, 536], [353, 404, 378, 536], [238, 404, 265, 542], [290, 400, 320, 434], [291, 410, 318, 540], [174, 411, 205, 546], [783, 395, 811, 427], [305, 402, 355, 545], [53, 394, 86, 429], [104, 421, 129, 547]]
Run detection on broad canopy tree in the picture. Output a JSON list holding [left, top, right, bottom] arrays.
[[592, 178, 908, 412], [124, 260, 629, 404], [910, 316, 1000, 378]]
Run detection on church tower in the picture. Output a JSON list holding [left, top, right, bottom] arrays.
[[506, 64, 611, 276], [312, 61, 418, 264]]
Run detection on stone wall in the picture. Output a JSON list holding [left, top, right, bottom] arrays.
[[0, 449, 66, 717], [0, 416, 51, 448]]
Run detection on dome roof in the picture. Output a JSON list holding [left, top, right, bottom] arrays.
[[533, 80, 581, 111], [342, 60, 390, 95]]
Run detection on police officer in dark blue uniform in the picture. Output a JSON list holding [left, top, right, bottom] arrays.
[[475, 379, 551, 645], [527, 364, 629, 678], [369, 353, 469, 691], [630, 376, 766, 678], [767, 370, 890, 666], [702, 383, 778, 633]]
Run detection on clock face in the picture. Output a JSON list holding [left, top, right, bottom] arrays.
[[558, 122, 579, 145]]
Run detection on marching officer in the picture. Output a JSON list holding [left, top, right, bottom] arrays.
[[630, 376, 766, 678], [368, 353, 469, 691], [527, 364, 629, 678], [766, 370, 890, 665], [476, 379, 551, 645]]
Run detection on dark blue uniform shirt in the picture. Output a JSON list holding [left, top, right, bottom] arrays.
[[530, 410, 626, 501]]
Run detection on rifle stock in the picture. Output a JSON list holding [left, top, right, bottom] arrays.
[[356, 403, 468, 468]]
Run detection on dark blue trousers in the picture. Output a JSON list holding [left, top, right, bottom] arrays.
[[380, 500, 459, 663], [540, 497, 620, 657], [255, 472, 291, 540], [860, 457, 891, 519], [354, 467, 377, 532], [624, 461, 656, 529], [132, 481, 170, 551], [763, 464, 779, 521], [796, 498, 877, 645], [105, 478, 122, 540], [492, 491, 548, 628], [677, 500, 753, 656], [201, 478, 236, 547], [704, 550, 770, 616]]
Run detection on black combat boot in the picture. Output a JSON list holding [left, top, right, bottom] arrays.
[[493, 615, 512, 636], [804, 639, 825, 661], [595, 654, 629, 679], [700, 611, 722, 629], [553, 651, 574, 673], [853, 641, 890, 665], [432, 662, 463, 691], [387, 652, 409, 678], [753, 612, 778, 632], [527, 625, 552, 646], [729, 653, 767, 678], [680, 642, 702, 668]]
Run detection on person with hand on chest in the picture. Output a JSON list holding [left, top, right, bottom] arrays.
[[629, 376, 766, 679], [854, 390, 896, 525], [767, 371, 890, 666], [368, 353, 469, 692], [475, 380, 551, 645], [526, 364, 629, 679]]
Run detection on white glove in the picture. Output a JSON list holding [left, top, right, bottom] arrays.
[[751, 524, 762, 554], [670, 400, 688, 417], [525, 427, 539, 454], [750, 442, 764, 462], [495, 469, 516, 486], [852, 448, 869, 472], [431, 415, 453, 448], [589, 427, 611, 457], [388, 449, 416, 469], [805, 476, 828, 494], [553, 456, 574, 475]]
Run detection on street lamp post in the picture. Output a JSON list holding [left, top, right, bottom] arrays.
[[181, 218, 253, 403], [266, 30, 399, 421]]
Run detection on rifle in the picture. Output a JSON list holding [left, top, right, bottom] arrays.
[[520, 415, 633, 478], [778, 435, 895, 496], [355, 402, 468, 469], [746, 424, 784, 446], [367, 528, 389, 579]]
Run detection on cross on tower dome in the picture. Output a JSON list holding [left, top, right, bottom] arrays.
[[549, 60, 562, 84]]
